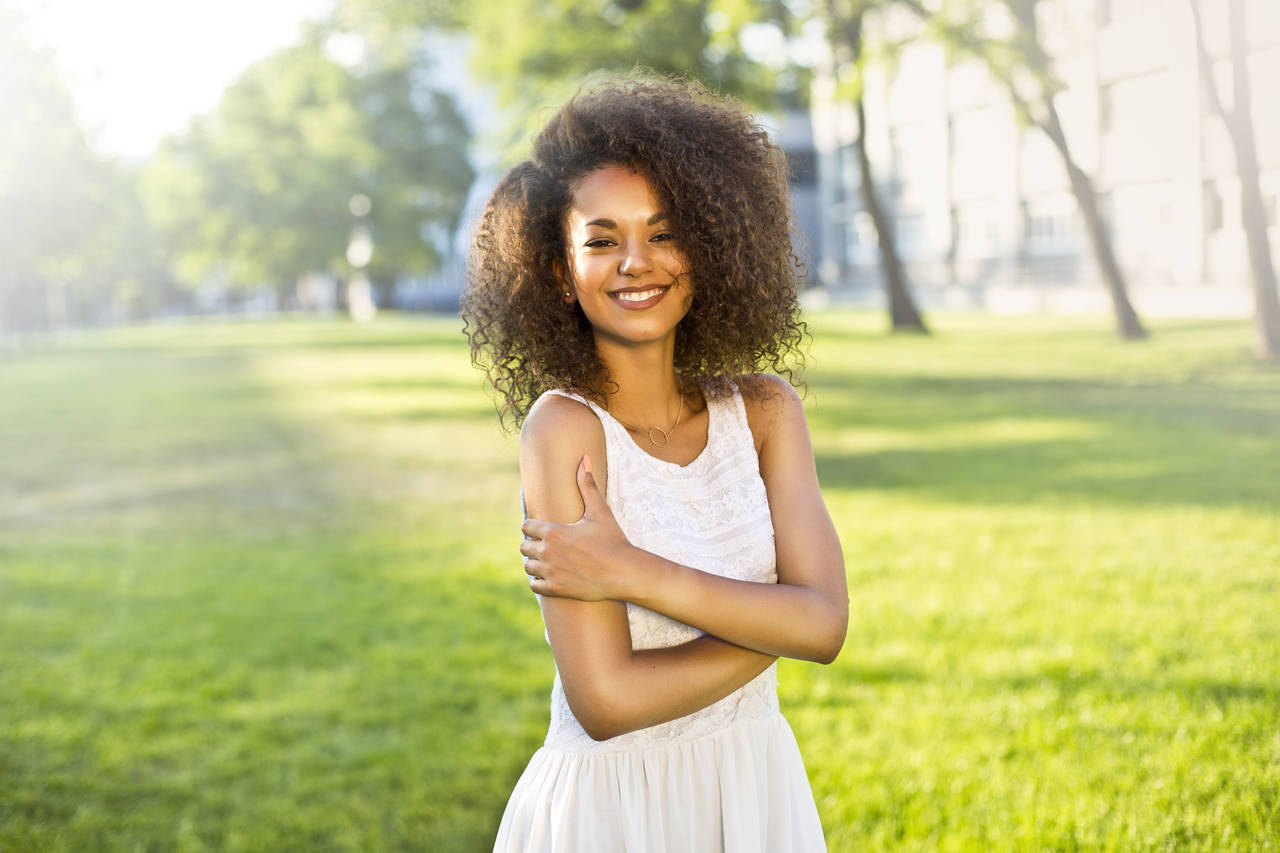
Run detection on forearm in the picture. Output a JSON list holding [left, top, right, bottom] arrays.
[[546, 598, 776, 741], [598, 636, 776, 739], [621, 548, 847, 664]]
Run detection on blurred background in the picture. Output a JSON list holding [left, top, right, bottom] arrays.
[[3, 0, 1279, 352], [2, 1, 1279, 851]]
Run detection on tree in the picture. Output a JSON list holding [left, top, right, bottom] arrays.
[[355, 66, 474, 307], [819, 0, 929, 332], [0, 2, 110, 336], [333, 0, 791, 136], [1187, 0, 1280, 362], [905, 0, 1148, 340], [141, 33, 472, 312]]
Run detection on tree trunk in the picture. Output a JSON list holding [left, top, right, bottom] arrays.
[[1038, 102, 1148, 339], [1190, 0, 1280, 361], [823, 1, 928, 333], [899, 0, 1146, 339], [854, 95, 928, 332]]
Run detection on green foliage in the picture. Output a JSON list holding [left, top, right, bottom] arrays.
[[0, 4, 474, 324], [138, 36, 473, 296], [913, 0, 1068, 125], [332, 0, 465, 63], [0, 3, 175, 328], [1, 312, 1277, 850], [334, 0, 796, 146], [0, 4, 110, 278]]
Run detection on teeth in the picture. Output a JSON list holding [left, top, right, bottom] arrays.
[[615, 288, 665, 302]]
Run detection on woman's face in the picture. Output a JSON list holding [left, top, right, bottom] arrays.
[[562, 165, 692, 349]]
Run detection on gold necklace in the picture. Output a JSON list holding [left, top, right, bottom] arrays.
[[612, 393, 684, 448]]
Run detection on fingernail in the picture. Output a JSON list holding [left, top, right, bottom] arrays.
[[583, 453, 593, 474]]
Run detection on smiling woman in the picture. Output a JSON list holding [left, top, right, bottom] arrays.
[[462, 75, 845, 853]]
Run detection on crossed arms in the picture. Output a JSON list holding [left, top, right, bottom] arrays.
[[518, 378, 847, 741]]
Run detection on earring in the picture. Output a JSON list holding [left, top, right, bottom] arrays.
[[563, 291, 571, 298]]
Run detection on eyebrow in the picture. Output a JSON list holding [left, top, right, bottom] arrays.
[[584, 213, 668, 229]]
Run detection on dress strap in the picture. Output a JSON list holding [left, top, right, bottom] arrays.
[[715, 381, 755, 457]]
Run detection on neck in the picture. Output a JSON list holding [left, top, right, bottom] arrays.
[[592, 333, 682, 427]]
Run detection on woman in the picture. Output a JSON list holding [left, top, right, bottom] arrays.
[[463, 75, 847, 852]]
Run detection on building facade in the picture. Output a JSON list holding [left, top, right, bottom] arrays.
[[810, 0, 1280, 315]]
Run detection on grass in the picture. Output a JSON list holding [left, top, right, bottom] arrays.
[[0, 311, 1277, 851]]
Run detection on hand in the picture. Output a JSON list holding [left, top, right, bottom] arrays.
[[520, 454, 635, 601]]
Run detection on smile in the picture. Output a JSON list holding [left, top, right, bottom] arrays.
[[610, 286, 670, 309]]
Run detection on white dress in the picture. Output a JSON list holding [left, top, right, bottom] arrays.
[[494, 383, 826, 852]]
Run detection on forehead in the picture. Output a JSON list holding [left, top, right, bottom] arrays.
[[566, 166, 662, 225]]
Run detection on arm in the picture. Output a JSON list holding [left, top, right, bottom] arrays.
[[523, 378, 848, 664], [520, 395, 776, 742]]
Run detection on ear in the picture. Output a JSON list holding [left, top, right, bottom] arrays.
[[552, 260, 577, 304]]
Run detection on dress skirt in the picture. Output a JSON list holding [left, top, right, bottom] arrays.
[[493, 713, 826, 852]]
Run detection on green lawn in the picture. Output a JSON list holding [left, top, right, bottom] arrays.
[[1, 312, 1277, 852]]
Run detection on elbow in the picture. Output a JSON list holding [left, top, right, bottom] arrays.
[[564, 683, 632, 742], [811, 635, 844, 665], [577, 708, 631, 742], [581, 718, 626, 742], [809, 602, 849, 665]]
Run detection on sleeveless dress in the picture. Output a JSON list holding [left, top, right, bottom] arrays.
[[494, 383, 826, 852]]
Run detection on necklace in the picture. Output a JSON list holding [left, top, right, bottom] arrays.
[[612, 393, 684, 448]]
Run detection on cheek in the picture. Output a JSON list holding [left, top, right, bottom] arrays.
[[569, 251, 608, 282]]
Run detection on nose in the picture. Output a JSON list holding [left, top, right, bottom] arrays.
[[618, 241, 653, 277]]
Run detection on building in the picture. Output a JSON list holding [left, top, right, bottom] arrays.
[[810, 0, 1280, 316]]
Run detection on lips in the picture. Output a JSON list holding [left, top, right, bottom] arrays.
[[609, 285, 670, 310]]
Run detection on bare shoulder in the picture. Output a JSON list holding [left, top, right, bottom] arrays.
[[736, 374, 807, 453], [522, 392, 605, 450], [521, 392, 609, 517]]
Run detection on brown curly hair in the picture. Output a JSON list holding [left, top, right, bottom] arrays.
[[461, 73, 807, 428]]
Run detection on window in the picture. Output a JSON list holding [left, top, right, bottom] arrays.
[[1023, 197, 1081, 252]]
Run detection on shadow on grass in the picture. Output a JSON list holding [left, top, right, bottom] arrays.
[[812, 373, 1280, 510], [812, 664, 1280, 709], [808, 373, 1279, 434]]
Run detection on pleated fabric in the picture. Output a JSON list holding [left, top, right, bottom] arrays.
[[494, 715, 824, 853]]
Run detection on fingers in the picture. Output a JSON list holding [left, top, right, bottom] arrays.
[[522, 557, 561, 598], [576, 453, 606, 515], [527, 574, 558, 597], [521, 517, 550, 540]]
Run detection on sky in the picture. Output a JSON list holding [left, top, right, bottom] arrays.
[[23, 0, 332, 160]]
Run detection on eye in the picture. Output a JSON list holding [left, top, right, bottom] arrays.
[[651, 232, 676, 243], [584, 238, 615, 248]]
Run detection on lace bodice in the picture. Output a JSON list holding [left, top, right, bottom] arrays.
[[536, 382, 780, 753]]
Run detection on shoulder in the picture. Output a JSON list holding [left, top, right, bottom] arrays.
[[521, 391, 609, 514], [734, 374, 806, 454], [522, 391, 604, 449]]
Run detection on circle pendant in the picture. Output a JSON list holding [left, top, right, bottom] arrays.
[[647, 427, 671, 448]]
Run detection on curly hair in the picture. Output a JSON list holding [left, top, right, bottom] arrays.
[[461, 73, 807, 428]]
